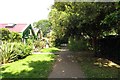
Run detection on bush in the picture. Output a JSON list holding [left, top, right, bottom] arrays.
[[0, 42, 19, 64], [0, 28, 22, 42], [47, 31, 57, 47], [68, 37, 88, 51], [0, 28, 11, 41], [26, 39, 34, 49], [17, 44, 32, 59], [0, 42, 32, 64], [13, 42, 32, 59], [34, 40, 46, 50], [9, 31, 22, 42]]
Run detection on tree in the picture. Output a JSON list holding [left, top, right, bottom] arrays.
[[102, 2, 120, 35], [75, 3, 116, 55], [49, 8, 69, 38], [49, 2, 118, 55], [34, 19, 52, 37]]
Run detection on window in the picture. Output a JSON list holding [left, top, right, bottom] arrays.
[[5, 24, 16, 28]]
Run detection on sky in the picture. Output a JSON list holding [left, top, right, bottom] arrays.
[[0, 0, 54, 24]]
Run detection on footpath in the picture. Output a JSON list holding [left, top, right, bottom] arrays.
[[48, 48, 85, 78]]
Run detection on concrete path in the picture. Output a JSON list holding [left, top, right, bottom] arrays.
[[48, 48, 85, 78], [32, 52, 53, 54]]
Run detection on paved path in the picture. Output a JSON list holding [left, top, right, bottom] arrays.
[[48, 48, 85, 78], [32, 52, 53, 54]]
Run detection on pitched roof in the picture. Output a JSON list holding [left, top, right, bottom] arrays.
[[0, 23, 29, 32], [33, 28, 40, 34]]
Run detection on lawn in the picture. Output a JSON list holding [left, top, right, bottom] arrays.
[[0, 54, 56, 79], [40, 47, 60, 53], [75, 52, 119, 79]]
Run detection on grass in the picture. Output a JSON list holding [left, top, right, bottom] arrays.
[[0, 54, 56, 79], [75, 52, 119, 79], [40, 47, 60, 53]]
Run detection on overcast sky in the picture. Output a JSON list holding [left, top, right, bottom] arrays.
[[0, 0, 54, 24]]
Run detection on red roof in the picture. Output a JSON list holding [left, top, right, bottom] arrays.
[[0, 24, 29, 32]]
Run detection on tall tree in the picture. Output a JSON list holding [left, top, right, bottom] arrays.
[[34, 19, 52, 36], [102, 2, 120, 35], [49, 2, 118, 55]]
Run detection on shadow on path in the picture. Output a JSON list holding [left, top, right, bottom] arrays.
[[48, 47, 85, 78]]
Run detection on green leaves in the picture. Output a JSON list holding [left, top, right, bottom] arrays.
[[49, 2, 119, 52], [0, 28, 22, 42], [0, 42, 18, 64], [50, 2, 119, 38], [34, 19, 51, 37], [0, 28, 11, 41], [0, 42, 32, 64]]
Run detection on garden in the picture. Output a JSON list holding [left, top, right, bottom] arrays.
[[48, 2, 120, 79], [0, 54, 55, 78], [0, 28, 57, 79], [0, 2, 120, 79]]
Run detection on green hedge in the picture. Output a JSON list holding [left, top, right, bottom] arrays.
[[68, 37, 89, 51]]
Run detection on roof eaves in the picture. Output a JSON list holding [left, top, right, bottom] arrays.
[[20, 24, 30, 33]]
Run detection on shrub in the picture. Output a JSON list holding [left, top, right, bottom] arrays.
[[34, 40, 46, 50], [34, 40, 40, 48], [47, 31, 57, 47], [26, 39, 34, 49], [18, 44, 32, 59], [0, 28, 22, 42], [0, 28, 11, 41], [0, 42, 32, 64], [13, 42, 32, 59], [68, 37, 88, 51], [9, 31, 22, 42], [0, 42, 19, 64]]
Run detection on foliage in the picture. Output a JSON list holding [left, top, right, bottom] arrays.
[[68, 37, 88, 51], [34, 40, 46, 50], [40, 47, 60, 53], [49, 2, 119, 54], [0, 54, 56, 78], [0, 42, 19, 64], [0, 28, 11, 41], [9, 31, 22, 42], [18, 43, 32, 59], [102, 3, 120, 35], [11, 42, 32, 59], [47, 31, 57, 47], [26, 39, 34, 49], [0, 42, 32, 64], [49, 9, 69, 39], [34, 40, 40, 49], [0, 28, 22, 42], [34, 19, 52, 37]]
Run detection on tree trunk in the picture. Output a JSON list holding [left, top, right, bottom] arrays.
[[92, 36, 97, 57]]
